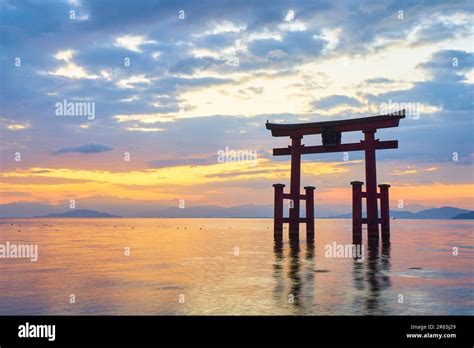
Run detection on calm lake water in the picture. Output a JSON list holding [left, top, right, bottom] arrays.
[[0, 218, 472, 315]]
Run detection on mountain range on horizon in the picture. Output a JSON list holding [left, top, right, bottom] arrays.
[[1, 205, 472, 220], [325, 206, 473, 220], [33, 209, 120, 218]]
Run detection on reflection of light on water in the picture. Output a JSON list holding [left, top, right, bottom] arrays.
[[0, 218, 472, 315], [393, 269, 472, 279]]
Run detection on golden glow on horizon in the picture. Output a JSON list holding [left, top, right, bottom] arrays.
[[0, 159, 349, 204], [325, 184, 474, 209], [0, 162, 472, 209]]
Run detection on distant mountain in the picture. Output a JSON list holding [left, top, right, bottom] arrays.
[[0, 200, 347, 218], [414, 207, 471, 219], [325, 206, 471, 220], [452, 211, 474, 219], [0, 202, 340, 218], [1, 202, 471, 219], [34, 209, 121, 218]]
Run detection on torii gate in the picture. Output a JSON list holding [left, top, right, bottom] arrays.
[[266, 110, 405, 242]]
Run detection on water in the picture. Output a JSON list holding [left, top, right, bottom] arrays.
[[0, 218, 472, 315]]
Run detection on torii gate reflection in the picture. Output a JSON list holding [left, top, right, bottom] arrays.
[[266, 110, 405, 243]]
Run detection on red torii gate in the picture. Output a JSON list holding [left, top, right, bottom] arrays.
[[266, 110, 405, 242]]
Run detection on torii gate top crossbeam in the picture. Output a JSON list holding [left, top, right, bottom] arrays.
[[265, 110, 405, 137]]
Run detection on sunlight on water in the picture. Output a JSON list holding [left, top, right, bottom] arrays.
[[0, 218, 472, 315]]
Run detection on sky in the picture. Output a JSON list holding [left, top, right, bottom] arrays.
[[0, 0, 473, 216]]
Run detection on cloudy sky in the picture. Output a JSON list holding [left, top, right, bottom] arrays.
[[0, 0, 473, 216]]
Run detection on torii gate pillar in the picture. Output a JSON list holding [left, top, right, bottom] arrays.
[[289, 135, 302, 234], [363, 129, 379, 240]]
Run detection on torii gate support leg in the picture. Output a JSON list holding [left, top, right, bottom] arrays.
[[363, 130, 379, 241], [304, 186, 315, 239], [379, 184, 390, 242], [351, 181, 363, 244], [289, 135, 302, 237], [273, 184, 285, 236]]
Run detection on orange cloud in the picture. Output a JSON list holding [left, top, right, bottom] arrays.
[[1, 161, 472, 210], [0, 159, 349, 205]]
